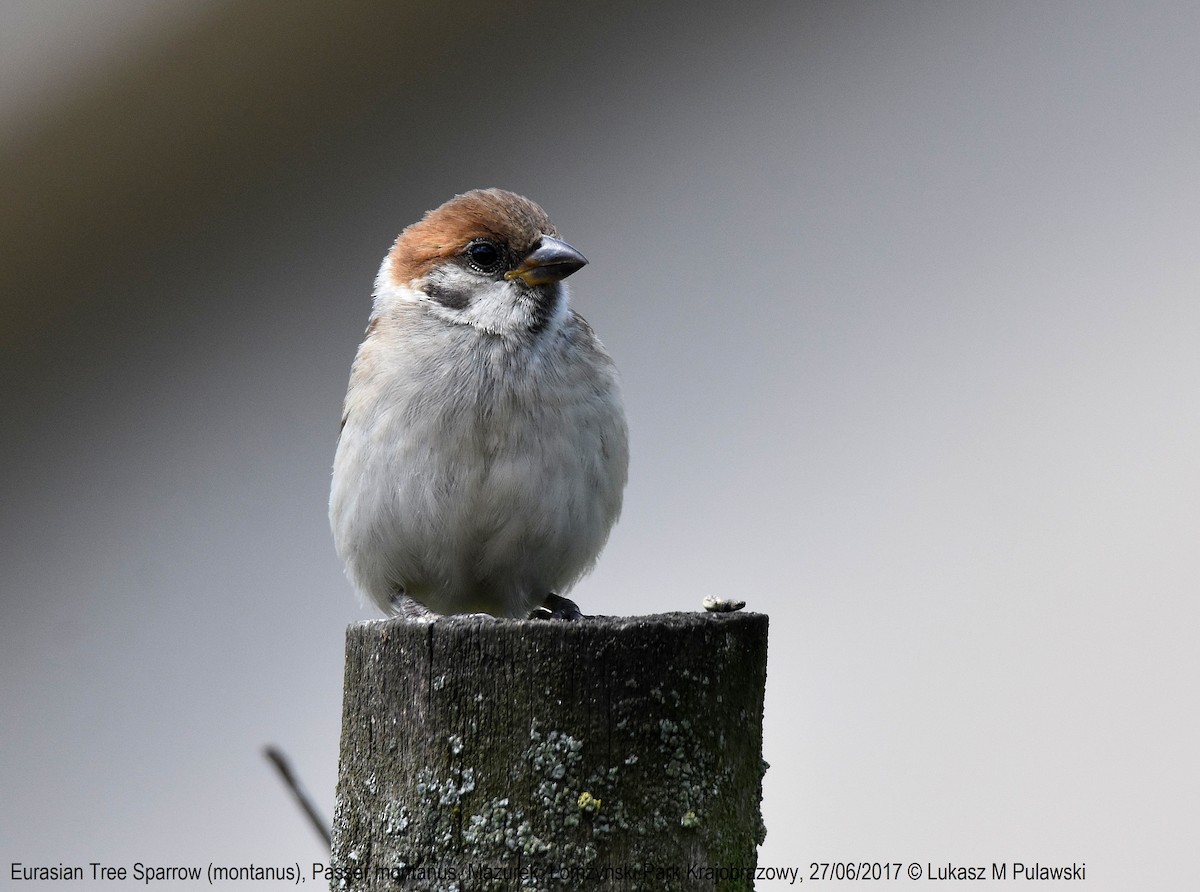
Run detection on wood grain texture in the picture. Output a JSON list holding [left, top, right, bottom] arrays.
[[332, 612, 769, 891]]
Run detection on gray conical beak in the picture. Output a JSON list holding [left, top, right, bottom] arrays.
[[505, 235, 588, 285]]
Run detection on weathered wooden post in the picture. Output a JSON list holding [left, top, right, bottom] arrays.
[[330, 611, 768, 891]]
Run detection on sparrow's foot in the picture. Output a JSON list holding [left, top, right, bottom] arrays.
[[529, 593, 584, 621], [391, 591, 439, 622]]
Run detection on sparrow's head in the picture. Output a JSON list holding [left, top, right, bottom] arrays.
[[380, 188, 587, 336]]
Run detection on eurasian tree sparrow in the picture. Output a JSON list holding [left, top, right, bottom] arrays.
[[330, 189, 628, 619]]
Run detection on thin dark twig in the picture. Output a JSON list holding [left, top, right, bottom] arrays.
[[263, 745, 332, 850]]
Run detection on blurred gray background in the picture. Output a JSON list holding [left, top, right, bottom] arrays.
[[2, 1, 1197, 887]]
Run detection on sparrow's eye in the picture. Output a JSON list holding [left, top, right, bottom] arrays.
[[465, 239, 503, 274]]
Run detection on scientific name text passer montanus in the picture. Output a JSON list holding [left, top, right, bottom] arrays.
[[330, 189, 629, 619]]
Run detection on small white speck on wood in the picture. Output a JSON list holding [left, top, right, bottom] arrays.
[[702, 596, 746, 613], [331, 611, 769, 891]]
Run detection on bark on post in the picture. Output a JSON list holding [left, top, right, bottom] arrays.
[[330, 611, 769, 891]]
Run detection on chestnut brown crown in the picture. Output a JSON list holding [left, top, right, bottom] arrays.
[[388, 188, 561, 286]]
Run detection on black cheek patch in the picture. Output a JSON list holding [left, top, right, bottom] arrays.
[[424, 280, 472, 310]]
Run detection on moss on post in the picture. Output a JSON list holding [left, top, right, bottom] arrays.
[[331, 612, 769, 891]]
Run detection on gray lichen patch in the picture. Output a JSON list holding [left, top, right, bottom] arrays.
[[378, 724, 622, 891]]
